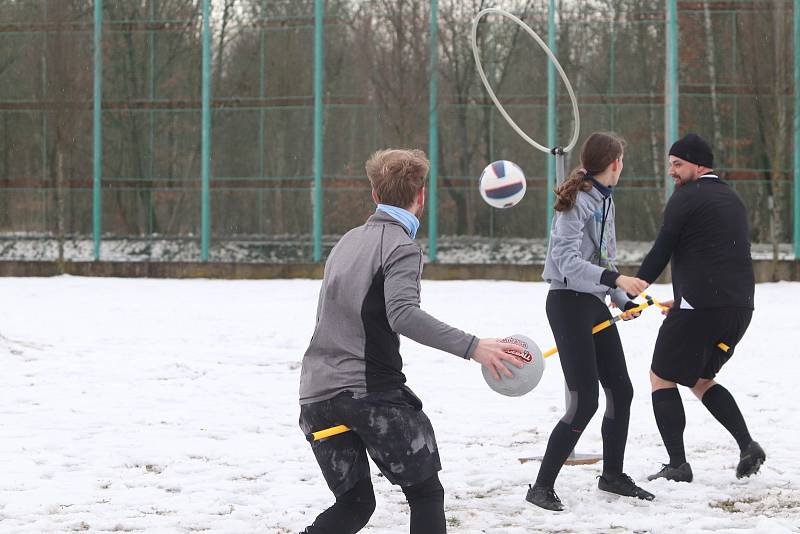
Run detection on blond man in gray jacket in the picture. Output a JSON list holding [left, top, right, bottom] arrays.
[[299, 148, 522, 534]]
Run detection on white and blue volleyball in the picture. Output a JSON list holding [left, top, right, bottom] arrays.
[[478, 160, 527, 208], [481, 334, 545, 397]]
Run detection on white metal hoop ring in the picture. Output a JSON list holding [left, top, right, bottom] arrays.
[[471, 7, 580, 154]]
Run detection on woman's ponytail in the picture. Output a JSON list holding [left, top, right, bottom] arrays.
[[554, 167, 592, 211]]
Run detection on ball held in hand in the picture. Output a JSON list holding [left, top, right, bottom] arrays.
[[481, 334, 544, 397]]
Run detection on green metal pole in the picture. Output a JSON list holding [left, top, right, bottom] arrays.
[[665, 0, 679, 200], [428, 0, 439, 261], [488, 43, 495, 239], [313, 0, 324, 262], [148, 0, 155, 240], [259, 2, 266, 234], [546, 0, 556, 232], [259, 12, 266, 181], [42, 1, 48, 232], [200, 0, 211, 261], [609, 15, 616, 131], [794, 0, 800, 258], [93, 0, 103, 260]]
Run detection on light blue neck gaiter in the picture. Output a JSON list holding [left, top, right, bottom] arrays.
[[376, 204, 420, 239]]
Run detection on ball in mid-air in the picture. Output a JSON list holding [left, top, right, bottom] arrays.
[[479, 160, 527, 208]]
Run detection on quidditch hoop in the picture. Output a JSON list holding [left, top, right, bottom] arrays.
[[471, 7, 580, 154]]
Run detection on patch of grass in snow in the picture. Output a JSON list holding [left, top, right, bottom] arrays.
[[607, 526, 651, 533], [125, 463, 164, 474], [111, 524, 138, 532], [709, 491, 800, 515], [709, 496, 760, 513]]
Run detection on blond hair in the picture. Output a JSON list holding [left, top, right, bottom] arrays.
[[365, 149, 429, 208]]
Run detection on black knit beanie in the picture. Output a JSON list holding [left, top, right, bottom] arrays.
[[669, 133, 713, 168]]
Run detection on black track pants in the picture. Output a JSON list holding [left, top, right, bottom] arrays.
[[304, 474, 445, 534], [304, 476, 376, 534], [535, 290, 634, 487], [402, 474, 446, 534]]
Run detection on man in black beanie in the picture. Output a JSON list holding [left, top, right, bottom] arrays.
[[635, 133, 765, 483]]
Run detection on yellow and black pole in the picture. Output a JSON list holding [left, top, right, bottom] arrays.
[[306, 293, 729, 442], [306, 424, 350, 442], [542, 294, 658, 359]]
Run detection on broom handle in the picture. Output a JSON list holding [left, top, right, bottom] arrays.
[[308, 294, 730, 442], [543, 294, 657, 358]]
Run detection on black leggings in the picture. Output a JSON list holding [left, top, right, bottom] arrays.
[[535, 290, 634, 487], [305, 474, 445, 534]]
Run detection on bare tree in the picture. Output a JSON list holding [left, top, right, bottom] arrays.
[[702, 0, 722, 152], [735, 1, 792, 274], [437, 0, 536, 235], [47, 1, 93, 263], [351, 0, 430, 146]]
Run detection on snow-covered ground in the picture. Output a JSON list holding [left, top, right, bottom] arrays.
[[0, 277, 798, 533]]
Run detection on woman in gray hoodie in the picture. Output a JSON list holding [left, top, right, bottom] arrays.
[[526, 132, 655, 511]]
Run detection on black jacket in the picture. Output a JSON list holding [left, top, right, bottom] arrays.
[[637, 175, 755, 309]]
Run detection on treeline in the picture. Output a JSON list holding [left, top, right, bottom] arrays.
[[0, 0, 794, 246]]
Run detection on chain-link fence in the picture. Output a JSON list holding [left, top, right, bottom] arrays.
[[0, 0, 797, 263]]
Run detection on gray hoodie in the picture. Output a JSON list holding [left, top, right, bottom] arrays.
[[541, 184, 630, 308], [299, 211, 477, 405]]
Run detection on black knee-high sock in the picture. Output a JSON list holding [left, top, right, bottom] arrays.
[[652, 388, 686, 466], [701, 384, 752, 450]]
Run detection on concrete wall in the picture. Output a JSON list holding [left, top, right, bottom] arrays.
[[1, 260, 798, 283]]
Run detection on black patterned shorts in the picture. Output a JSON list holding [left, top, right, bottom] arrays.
[[299, 387, 441, 497]]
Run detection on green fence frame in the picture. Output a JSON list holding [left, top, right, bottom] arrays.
[[92, 0, 102, 260], [665, 0, 679, 200], [1, 1, 797, 261], [795, 0, 800, 258]]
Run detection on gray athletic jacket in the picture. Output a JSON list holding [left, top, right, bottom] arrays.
[[541, 185, 630, 308], [299, 211, 477, 405]]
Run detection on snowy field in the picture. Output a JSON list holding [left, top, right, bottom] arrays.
[[0, 277, 798, 533]]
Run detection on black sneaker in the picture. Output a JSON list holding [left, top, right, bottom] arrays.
[[525, 484, 564, 511], [736, 441, 766, 478], [647, 462, 693, 482], [598, 473, 655, 501]]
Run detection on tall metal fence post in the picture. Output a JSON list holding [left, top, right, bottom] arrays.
[[794, 0, 800, 258], [148, 0, 155, 240], [92, 0, 103, 260], [312, 0, 324, 262], [200, 0, 211, 261], [546, 0, 557, 233], [665, 0, 679, 201], [259, 3, 266, 233], [428, 0, 439, 261]]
